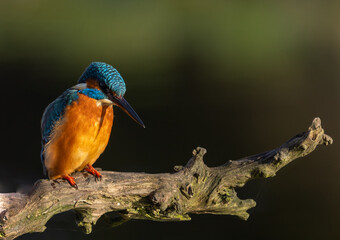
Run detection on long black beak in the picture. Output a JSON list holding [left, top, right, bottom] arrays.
[[110, 95, 145, 128]]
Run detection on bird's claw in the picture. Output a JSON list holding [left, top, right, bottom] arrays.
[[61, 175, 78, 189], [95, 175, 102, 182], [84, 164, 102, 182]]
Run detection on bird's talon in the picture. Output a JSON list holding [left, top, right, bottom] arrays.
[[95, 175, 102, 182], [62, 175, 78, 189], [85, 164, 102, 182]]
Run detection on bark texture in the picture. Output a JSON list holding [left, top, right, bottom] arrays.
[[0, 118, 333, 239]]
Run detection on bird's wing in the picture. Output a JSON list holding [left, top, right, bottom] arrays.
[[40, 88, 79, 176]]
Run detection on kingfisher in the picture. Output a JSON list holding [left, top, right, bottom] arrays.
[[40, 62, 145, 188]]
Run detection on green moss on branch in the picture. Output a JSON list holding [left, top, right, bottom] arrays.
[[0, 118, 332, 240]]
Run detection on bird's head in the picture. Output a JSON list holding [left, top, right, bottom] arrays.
[[78, 62, 145, 128]]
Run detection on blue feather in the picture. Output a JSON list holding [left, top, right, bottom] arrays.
[[40, 87, 108, 176], [40, 89, 78, 176], [78, 62, 126, 96], [79, 88, 107, 100], [41, 89, 78, 143]]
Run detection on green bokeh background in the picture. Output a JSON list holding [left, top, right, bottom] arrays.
[[0, 1, 339, 239]]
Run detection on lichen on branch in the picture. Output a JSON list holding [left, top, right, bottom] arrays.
[[0, 118, 333, 240]]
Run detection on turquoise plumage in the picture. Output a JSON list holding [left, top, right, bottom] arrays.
[[40, 62, 145, 188]]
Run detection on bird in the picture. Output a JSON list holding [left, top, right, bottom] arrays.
[[40, 62, 145, 188]]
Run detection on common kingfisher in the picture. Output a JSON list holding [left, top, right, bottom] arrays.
[[40, 62, 145, 188]]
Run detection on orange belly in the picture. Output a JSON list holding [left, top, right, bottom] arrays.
[[43, 94, 114, 179]]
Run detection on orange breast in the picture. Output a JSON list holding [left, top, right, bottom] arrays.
[[43, 94, 114, 179]]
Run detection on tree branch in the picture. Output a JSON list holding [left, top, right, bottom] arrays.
[[0, 118, 333, 239]]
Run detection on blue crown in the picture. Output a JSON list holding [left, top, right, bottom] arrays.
[[78, 62, 126, 96]]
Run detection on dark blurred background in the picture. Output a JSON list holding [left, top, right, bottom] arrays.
[[0, 1, 339, 239]]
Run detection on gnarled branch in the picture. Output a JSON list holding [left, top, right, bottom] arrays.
[[0, 118, 333, 239]]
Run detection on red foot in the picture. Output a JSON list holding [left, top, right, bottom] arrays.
[[84, 164, 102, 181], [62, 175, 78, 189]]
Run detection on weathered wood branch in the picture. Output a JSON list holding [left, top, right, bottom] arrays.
[[0, 118, 333, 239]]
